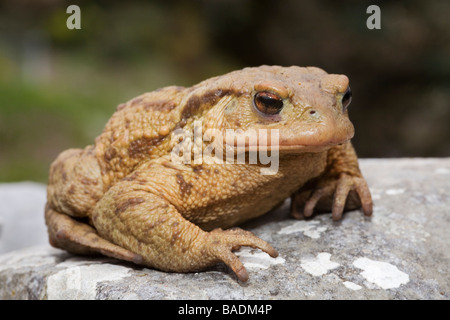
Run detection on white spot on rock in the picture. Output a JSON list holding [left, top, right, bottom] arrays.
[[235, 247, 285, 270], [435, 167, 450, 174], [353, 257, 409, 289], [385, 188, 405, 195], [47, 263, 131, 299], [371, 193, 381, 200], [300, 252, 340, 276], [369, 188, 382, 200], [343, 281, 362, 291], [278, 220, 327, 239]]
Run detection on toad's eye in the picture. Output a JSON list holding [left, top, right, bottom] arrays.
[[254, 91, 284, 115], [342, 86, 352, 111]]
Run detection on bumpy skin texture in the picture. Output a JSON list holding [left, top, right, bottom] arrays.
[[45, 65, 372, 282]]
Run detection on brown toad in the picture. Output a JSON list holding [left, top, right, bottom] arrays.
[[45, 65, 372, 282]]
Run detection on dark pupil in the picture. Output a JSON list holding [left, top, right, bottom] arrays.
[[255, 93, 283, 114], [342, 87, 352, 110]]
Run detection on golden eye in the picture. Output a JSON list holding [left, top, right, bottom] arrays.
[[342, 86, 352, 111], [254, 91, 284, 115]]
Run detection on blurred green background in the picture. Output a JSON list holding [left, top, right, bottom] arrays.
[[0, 0, 449, 182]]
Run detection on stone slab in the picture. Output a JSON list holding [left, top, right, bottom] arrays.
[[0, 158, 449, 299], [0, 182, 48, 254]]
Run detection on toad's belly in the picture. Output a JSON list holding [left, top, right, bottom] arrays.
[[182, 152, 327, 230]]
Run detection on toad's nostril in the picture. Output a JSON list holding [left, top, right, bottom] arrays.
[[308, 109, 320, 118]]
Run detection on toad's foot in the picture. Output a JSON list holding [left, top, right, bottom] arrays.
[[205, 228, 278, 282], [291, 172, 373, 221]]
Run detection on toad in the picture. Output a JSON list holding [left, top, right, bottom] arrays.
[[45, 65, 372, 282]]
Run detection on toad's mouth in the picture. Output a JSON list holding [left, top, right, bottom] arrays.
[[240, 142, 347, 153], [214, 127, 354, 154]]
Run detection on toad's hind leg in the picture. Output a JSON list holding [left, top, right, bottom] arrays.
[[45, 146, 143, 263], [45, 205, 143, 263], [46, 146, 103, 219], [91, 180, 278, 281]]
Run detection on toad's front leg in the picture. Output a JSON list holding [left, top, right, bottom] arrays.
[[291, 142, 373, 221], [91, 178, 277, 282]]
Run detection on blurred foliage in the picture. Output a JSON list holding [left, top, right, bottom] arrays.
[[0, 0, 449, 182]]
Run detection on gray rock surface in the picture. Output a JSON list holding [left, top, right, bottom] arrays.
[[0, 158, 449, 299], [0, 182, 48, 254]]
